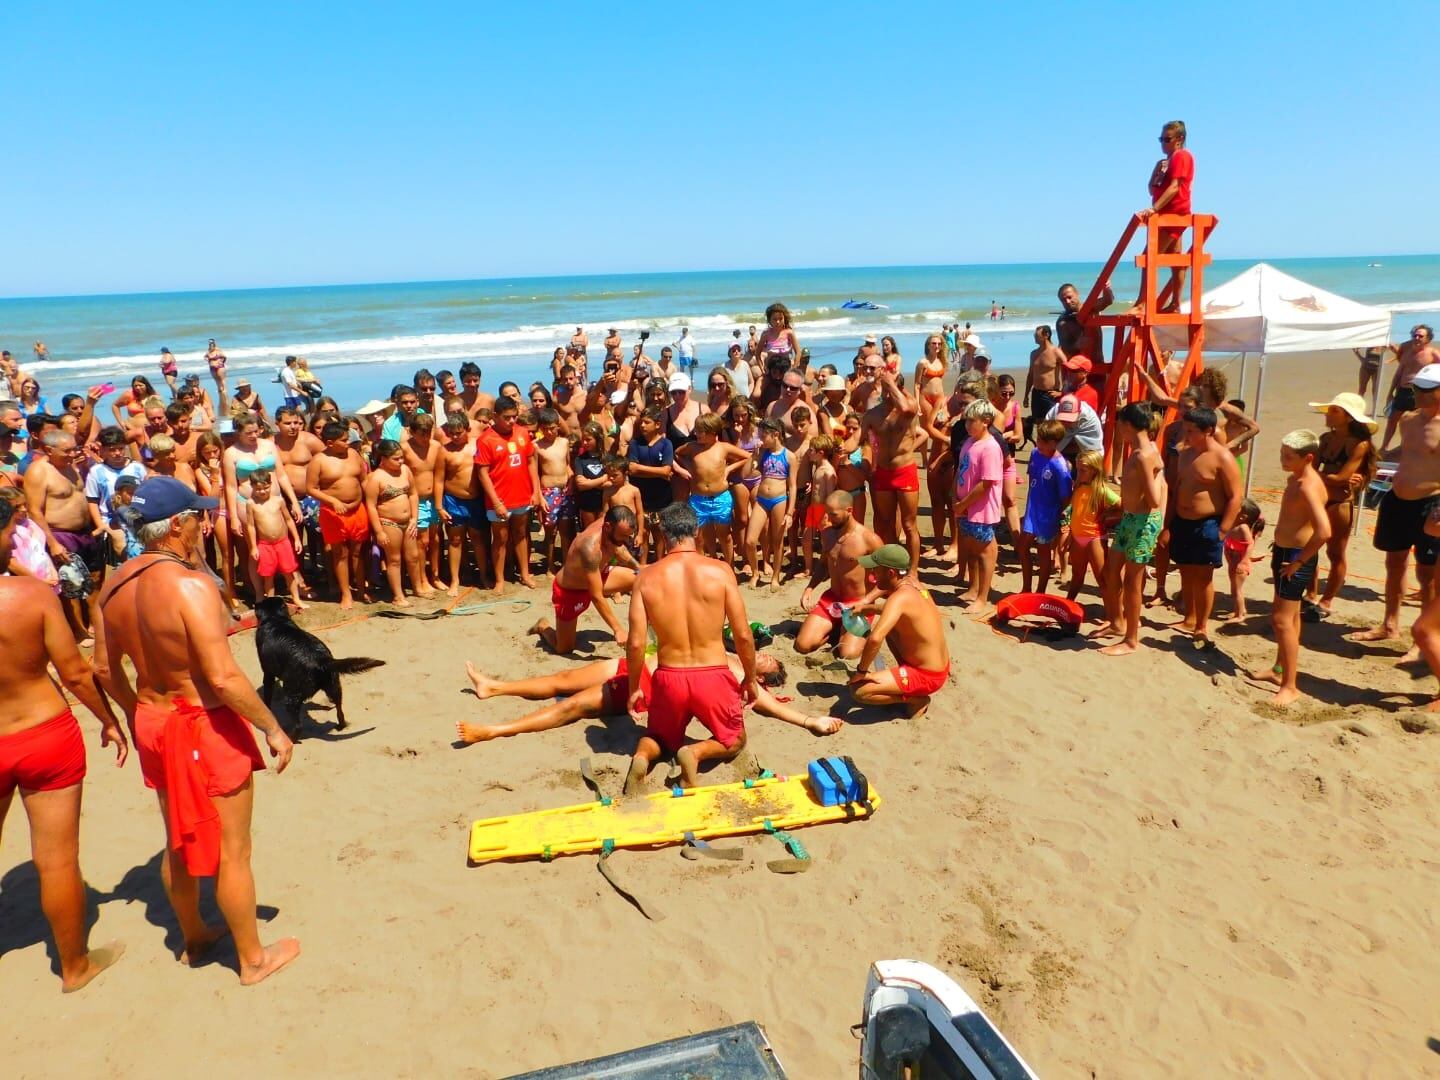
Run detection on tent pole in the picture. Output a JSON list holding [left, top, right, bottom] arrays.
[[1245, 353, 1268, 501], [1239, 352, 1248, 405]]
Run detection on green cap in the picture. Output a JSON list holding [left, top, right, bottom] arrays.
[[857, 543, 910, 571]]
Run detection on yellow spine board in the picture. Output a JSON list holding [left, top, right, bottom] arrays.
[[468, 773, 881, 864]]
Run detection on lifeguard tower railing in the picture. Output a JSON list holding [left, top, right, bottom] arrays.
[[1075, 212, 1218, 465]]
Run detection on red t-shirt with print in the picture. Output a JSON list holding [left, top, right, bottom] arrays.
[[474, 424, 535, 509]]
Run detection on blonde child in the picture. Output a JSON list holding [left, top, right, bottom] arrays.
[[1066, 449, 1120, 602], [1222, 499, 1264, 621], [746, 419, 796, 590], [801, 435, 839, 577], [245, 468, 307, 608]]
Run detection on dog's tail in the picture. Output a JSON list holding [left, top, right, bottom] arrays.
[[333, 657, 385, 675]]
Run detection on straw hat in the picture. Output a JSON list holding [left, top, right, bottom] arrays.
[[1308, 392, 1377, 432], [355, 399, 393, 417]]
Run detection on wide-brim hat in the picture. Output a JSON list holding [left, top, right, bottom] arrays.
[[1308, 392, 1377, 433], [355, 399, 393, 417]]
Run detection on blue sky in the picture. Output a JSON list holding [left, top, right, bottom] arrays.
[[3, 1, 1433, 297]]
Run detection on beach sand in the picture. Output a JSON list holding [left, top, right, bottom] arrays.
[[3, 348, 1439, 1078]]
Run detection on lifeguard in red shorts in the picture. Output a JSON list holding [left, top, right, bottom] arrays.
[[796, 491, 884, 660], [93, 476, 300, 985], [623, 503, 760, 792], [530, 506, 638, 654], [848, 543, 952, 718], [0, 502, 129, 993], [859, 366, 923, 577]]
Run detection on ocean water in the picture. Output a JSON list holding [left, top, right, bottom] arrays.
[[5, 256, 1439, 412]]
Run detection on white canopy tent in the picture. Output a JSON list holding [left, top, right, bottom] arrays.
[[1155, 263, 1392, 496]]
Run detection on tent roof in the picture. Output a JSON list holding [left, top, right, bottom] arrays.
[[1157, 262, 1391, 354]]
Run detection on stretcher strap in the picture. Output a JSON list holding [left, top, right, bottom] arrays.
[[597, 849, 666, 921]]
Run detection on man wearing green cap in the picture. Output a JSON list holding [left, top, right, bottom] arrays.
[[849, 543, 951, 717]]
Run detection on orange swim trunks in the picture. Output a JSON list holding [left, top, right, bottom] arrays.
[[603, 657, 652, 714], [319, 502, 369, 544], [0, 709, 86, 797], [892, 662, 950, 699], [871, 463, 919, 494], [803, 502, 826, 530], [645, 664, 745, 754]]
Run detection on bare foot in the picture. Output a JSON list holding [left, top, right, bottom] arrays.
[[1221, 611, 1246, 623], [464, 661, 499, 700], [1317, 598, 1333, 613], [1396, 645, 1422, 666], [393, 596, 412, 607], [61, 940, 124, 994], [239, 938, 301, 986], [1349, 626, 1400, 643], [968, 603, 996, 621], [1273, 686, 1304, 707], [338, 593, 354, 611], [769, 577, 782, 594], [446, 582, 460, 598], [940, 549, 960, 565], [181, 924, 230, 966], [623, 758, 649, 795], [904, 697, 930, 719], [288, 597, 309, 611], [1099, 641, 1139, 656], [528, 617, 551, 639], [1144, 593, 1168, 609], [519, 576, 536, 589], [1089, 622, 1123, 641], [415, 586, 437, 599], [805, 715, 844, 735], [455, 721, 498, 744], [1247, 666, 1283, 687], [1174, 618, 1198, 633]]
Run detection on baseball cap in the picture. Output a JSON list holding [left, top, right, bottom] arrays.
[[973, 346, 991, 362], [728, 342, 743, 353], [1062, 355, 1092, 373], [822, 374, 847, 392], [128, 476, 217, 523], [858, 543, 910, 571], [668, 372, 691, 392], [1412, 363, 1440, 390], [1055, 394, 1082, 422]]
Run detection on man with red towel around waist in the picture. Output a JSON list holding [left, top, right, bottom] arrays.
[[623, 502, 760, 793], [0, 497, 129, 992], [93, 476, 299, 984]]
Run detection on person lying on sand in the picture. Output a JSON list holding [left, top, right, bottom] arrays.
[[846, 543, 951, 719], [457, 650, 841, 746]]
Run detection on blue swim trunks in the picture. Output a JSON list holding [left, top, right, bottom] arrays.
[[486, 504, 531, 524], [442, 492, 486, 528], [300, 495, 321, 527], [689, 488, 734, 527], [416, 496, 435, 530], [960, 519, 996, 544]]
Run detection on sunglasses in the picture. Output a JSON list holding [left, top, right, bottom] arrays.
[[1000, 389, 1015, 397], [784, 385, 802, 392], [710, 382, 726, 389]]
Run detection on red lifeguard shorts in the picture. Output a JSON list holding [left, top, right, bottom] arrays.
[[871, 463, 919, 493], [132, 700, 264, 794], [803, 503, 827, 530], [552, 578, 593, 623], [319, 503, 369, 544], [644, 665, 745, 754], [811, 588, 873, 630], [893, 662, 950, 699], [0, 709, 86, 797], [256, 537, 298, 577], [603, 658, 653, 714]]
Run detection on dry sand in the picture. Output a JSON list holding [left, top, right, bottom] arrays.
[[3, 348, 1439, 1078]]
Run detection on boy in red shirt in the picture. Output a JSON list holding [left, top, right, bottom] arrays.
[[474, 395, 542, 592], [1140, 119, 1194, 311], [1063, 356, 1100, 416]]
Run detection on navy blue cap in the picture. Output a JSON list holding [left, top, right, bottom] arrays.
[[128, 476, 217, 523]]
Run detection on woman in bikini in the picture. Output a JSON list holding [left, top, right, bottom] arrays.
[[914, 333, 948, 411], [223, 413, 300, 597], [919, 371, 954, 558], [880, 335, 902, 376], [666, 373, 701, 501], [364, 438, 427, 606], [1307, 394, 1378, 613], [205, 338, 228, 405], [111, 376, 158, 428], [728, 398, 762, 559], [757, 302, 800, 368], [835, 410, 870, 528]]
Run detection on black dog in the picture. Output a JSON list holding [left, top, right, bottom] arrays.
[[254, 597, 384, 735]]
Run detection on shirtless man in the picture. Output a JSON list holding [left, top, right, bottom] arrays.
[[1098, 403, 1168, 656], [1354, 363, 1440, 645], [624, 503, 758, 791], [25, 431, 103, 640], [860, 369, 922, 577], [0, 509, 128, 993], [530, 506, 639, 653], [796, 491, 884, 658], [675, 412, 751, 562], [401, 411, 443, 590], [1056, 281, 1113, 372], [1380, 325, 1440, 453], [436, 414, 489, 593], [306, 421, 368, 609], [92, 477, 298, 984], [274, 404, 324, 557], [458, 362, 495, 419], [1169, 406, 1242, 647], [849, 353, 884, 413], [571, 326, 590, 357], [1024, 325, 1066, 427], [603, 327, 622, 356], [456, 647, 839, 744], [847, 544, 951, 718], [553, 365, 584, 434], [765, 369, 813, 435]]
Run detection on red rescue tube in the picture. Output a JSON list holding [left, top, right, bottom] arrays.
[[994, 593, 1084, 632]]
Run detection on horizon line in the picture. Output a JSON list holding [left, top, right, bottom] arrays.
[[3, 251, 1434, 305]]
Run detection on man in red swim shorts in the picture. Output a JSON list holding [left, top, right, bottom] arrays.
[[859, 367, 923, 577], [0, 504, 129, 993], [796, 491, 884, 660], [848, 543, 952, 718], [530, 506, 638, 654], [623, 503, 760, 791], [93, 477, 300, 985]]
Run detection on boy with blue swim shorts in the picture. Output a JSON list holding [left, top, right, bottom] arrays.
[[675, 413, 752, 566]]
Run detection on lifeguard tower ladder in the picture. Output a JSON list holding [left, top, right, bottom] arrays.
[[1075, 212, 1218, 466]]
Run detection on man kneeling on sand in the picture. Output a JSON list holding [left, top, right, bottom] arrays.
[[530, 506, 638, 653], [456, 650, 841, 745], [847, 543, 952, 717]]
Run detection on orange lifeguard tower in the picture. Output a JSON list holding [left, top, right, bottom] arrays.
[[1073, 211, 1218, 465]]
